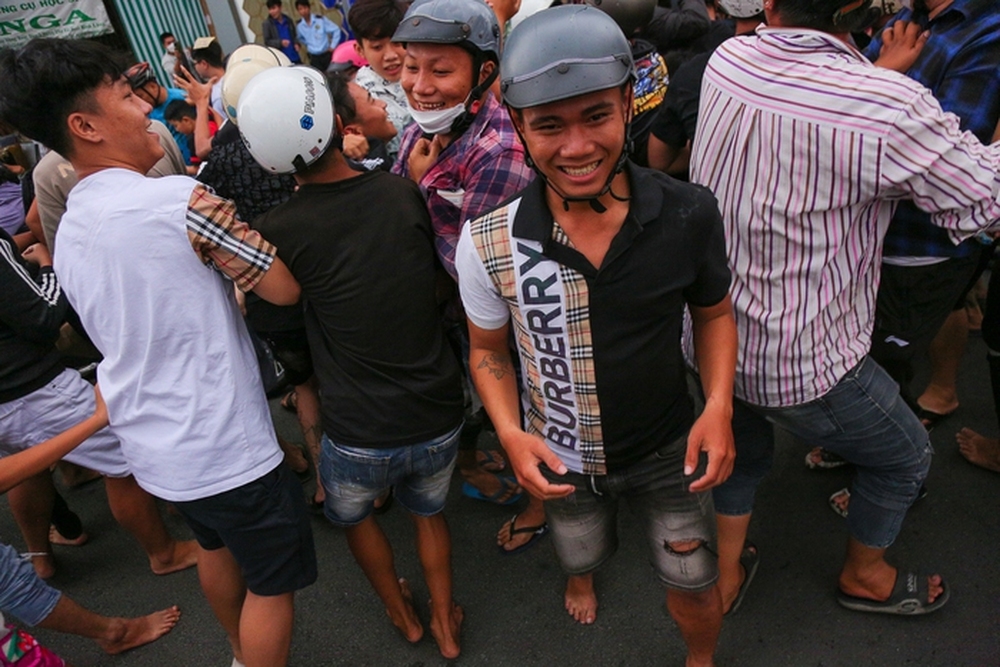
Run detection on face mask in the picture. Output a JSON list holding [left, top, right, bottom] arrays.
[[409, 103, 466, 135], [166, 43, 176, 54]]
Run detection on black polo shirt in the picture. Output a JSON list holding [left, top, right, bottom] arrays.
[[460, 162, 730, 472]]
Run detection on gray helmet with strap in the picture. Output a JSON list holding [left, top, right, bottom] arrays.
[[583, 0, 656, 37], [392, 0, 501, 61], [500, 4, 634, 110], [500, 5, 636, 213]]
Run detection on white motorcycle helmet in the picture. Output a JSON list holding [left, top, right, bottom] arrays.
[[222, 44, 290, 124], [238, 66, 336, 174]]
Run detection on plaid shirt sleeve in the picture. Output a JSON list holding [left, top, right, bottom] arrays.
[[185, 183, 276, 292]]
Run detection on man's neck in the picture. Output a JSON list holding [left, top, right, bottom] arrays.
[[924, 0, 955, 20], [294, 149, 359, 185]]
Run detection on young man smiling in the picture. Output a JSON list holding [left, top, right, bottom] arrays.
[[456, 7, 736, 665], [0, 39, 314, 667]]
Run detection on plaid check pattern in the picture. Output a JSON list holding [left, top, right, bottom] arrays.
[[469, 201, 607, 475], [185, 184, 276, 293]]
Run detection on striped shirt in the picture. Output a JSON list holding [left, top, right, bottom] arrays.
[[690, 27, 1000, 407]]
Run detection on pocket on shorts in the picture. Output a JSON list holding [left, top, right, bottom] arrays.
[[323, 440, 392, 489], [418, 429, 460, 477]]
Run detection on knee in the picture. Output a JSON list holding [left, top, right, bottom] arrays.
[[657, 539, 718, 591]]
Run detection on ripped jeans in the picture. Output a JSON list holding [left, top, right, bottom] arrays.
[[542, 432, 718, 592]]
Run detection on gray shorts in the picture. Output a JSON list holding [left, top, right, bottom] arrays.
[[0, 368, 130, 478], [543, 433, 718, 592]]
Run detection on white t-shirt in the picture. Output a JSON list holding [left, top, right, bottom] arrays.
[[54, 169, 282, 501]]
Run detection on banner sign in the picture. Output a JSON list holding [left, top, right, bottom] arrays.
[[0, 0, 114, 48]]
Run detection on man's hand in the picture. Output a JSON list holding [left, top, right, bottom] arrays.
[[175, 66, 215, 107], [281, 39, 291, 48], [874, 20, 929, 74], [342, 134, 370, 160], [500, 428, 575, 500], [92, 384, 109, 428], [21, 243, 51, 267], [684, 401, 735, 492], [407, 135, 444, 183]]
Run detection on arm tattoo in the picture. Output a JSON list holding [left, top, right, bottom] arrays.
[[477, 352, 514, 380]]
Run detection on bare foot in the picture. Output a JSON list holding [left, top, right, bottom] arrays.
[[565, 574, 597, 625], [719, 543, 756, 614], [49, 525, 89, 547], [387, 578, 423, 644], [686, 654, 717, 667], [916, 393, 958, 421], [313, 484, 326, 506], [429, 599, 463, 659], [496, 502, 546, 553], [97, 606, 181, 654], [29, 552, 56, 579], [149, 539, 198, 575], [957, 428, 1000, 472]]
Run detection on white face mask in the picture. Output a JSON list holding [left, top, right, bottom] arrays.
[[166, 43, 176, 54], [409, 103, 466, 135]]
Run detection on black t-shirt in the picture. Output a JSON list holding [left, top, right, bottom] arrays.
[[255, 170, 463, 446], [651, 50, 712, 151]]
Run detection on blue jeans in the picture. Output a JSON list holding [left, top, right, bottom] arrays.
[[320, 423, 461, 526], [0, 543, 60, 626], [713, 356, 931, 549]]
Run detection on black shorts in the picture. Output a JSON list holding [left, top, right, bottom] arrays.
[[173, 463, 317, 596], [262, 329, 314, 387]]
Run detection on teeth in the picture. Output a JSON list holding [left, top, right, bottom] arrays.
[[562, 162, 599, 177]]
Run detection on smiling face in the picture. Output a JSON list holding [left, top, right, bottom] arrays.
[[357, 37, 406, 82], [72, 76, 164, 172], [400, 43, 476, 113], [513, 86, 629, 202], [346, 82, 397, 142]]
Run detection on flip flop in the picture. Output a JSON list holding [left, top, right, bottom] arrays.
[[476, 449, 507, 473], [916, 407, 956, 432], [725, 541, 759, 616], [837, 571, 949, 615], [497, 512, 548, 556], [461, 475, 523, 506]]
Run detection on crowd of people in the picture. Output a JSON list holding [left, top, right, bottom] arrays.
[[0, 0, 998, 665]]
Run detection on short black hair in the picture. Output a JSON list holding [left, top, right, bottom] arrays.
[[160, 32, 175, 45], [774, 0, 880, 33], [164, 99, 197, 122], [266, 0, 284, 7], [325, 72, 357, 126], [191, 39, 224, 69], [295, 0, 310, 7], [0, 39, 127, 158], [348, 0, 405, 41]]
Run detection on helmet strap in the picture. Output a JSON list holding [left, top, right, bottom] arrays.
[[446, 54, 500, 137]]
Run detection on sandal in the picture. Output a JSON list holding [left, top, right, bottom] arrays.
[[837, 571, 949, 615], [726, 541, 759, 616], [476, 449, 506, 473], [497, 512, 548, 556], [461, 475, 523, 506]]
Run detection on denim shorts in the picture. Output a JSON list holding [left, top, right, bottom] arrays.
[[0, 369, 130, 478], [320, 423, 461, 526], [0, 543, 60, 627], [713, 356, 931, 549], [173, 463, 317, 596], [542, 433, 718, 592]]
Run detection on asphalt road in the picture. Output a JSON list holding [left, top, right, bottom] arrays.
[[2, 338, 997, 667]]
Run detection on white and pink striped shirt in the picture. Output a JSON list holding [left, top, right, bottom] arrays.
[[691, 27, 1000, 407]]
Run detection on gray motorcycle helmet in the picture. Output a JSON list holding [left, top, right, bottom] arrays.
[[392, 0, 501, 62], [500, 5, 635, 110], [584, 0, 656, 37]]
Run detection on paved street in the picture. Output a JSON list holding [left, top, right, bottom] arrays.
[[2, 337, 997, 666]]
